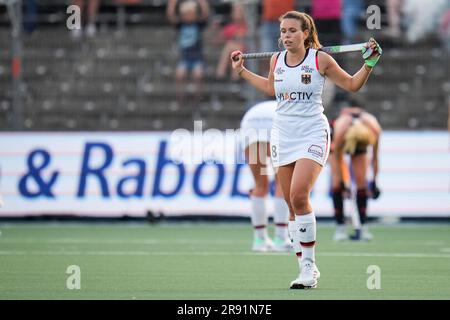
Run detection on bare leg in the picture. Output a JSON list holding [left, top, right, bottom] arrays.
[[245, 142, 269, 197], [246, 142, 271, 248], [351, 153, 369, 225], [275, 163, 295, 220], [175, 64, 187, 108], [73, 0, 85, 14], [290, 158, 323, 287], [87, 0, 100, 25], [386, 0, 402, 37], [192, 64, 204, 108], [289, 159, 323, 216]]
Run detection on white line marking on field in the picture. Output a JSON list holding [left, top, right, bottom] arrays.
[[0, 238, 247, 245], [0, 250, 449, 258], [392, 241, 447, 246]]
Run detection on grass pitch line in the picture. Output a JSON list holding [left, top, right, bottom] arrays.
[[0, 238, 247, 245], [0, 250, 450, 259]]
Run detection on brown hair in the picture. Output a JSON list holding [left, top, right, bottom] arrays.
[[279, 11, 321, 49]]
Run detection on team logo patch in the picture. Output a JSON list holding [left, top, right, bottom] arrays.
[[308, 145, 323, 158], [301, 73, 312, 84]]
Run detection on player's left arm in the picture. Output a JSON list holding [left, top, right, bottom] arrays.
[[318, 39, 381, 92], [369, 138, 381, 199], [372, 139, 379, 180]]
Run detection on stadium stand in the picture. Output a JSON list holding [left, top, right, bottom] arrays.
[[0, 0, 448, 131]]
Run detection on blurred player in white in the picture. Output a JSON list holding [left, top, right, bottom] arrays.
[[329, 103, 382, 241], [240, 100, 291, 252]]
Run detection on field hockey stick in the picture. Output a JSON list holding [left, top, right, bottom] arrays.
[[232, 42, 369, 61]]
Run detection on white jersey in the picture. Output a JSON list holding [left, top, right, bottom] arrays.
[[273, 48, 325, 117], [240, 100, 277, 149]]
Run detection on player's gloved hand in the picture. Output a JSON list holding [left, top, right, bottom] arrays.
[[362, 37, 382, 68], [230, 50, 245, 76], [340, 181, 351, 199], [369, 180, 381, 199]]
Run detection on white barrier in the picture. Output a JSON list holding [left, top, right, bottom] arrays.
[[0, 131, 449, 217]]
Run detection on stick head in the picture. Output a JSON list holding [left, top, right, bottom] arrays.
[[362, 46, 374, 59]]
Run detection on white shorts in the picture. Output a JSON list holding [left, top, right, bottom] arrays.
[[270, 113, 331, 167], [240, 101, 276, 150]]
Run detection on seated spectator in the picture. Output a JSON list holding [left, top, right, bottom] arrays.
[[385, 0, 403, 39], [71, 0, 101, 39], [439, 1, 450, 51], [258, 0, 295, 74], [215, 3, 247, 81], [403, 0, 447, 43], [311, 0, 342, 46], [167, 0, 209, 107], [259, 0, 295, 53], [24, 0, 38, 34]]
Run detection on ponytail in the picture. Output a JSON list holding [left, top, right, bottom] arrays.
[[302, 13, 321, 49]]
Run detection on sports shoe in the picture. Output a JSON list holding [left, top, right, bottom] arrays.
[[333, 224, 348, 241], [70, 28, 83, 39], [272, 236, 292, 252], [361, 225, 374, 241], [86, 23, 97, 38], [350, 226, 373, 241], [349, 229, 361, 240], [290, 262, 320, 289], [252, 237, 274, 252]]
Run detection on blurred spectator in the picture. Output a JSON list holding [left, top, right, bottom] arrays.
[[259, 0, 295, 53], [24, 0, 38, 34], [311, 0, 342, 46], [438, 0, 450, 51], [385, 0, 403, 38], [311, 0, 345, 106], [403, 0, 447, 43], [167, 0, 209, 106], [448, 98, 450, 132], [215, 3, 247, 81], [71, 0, 101, 39], [341, 0, 363, 44]]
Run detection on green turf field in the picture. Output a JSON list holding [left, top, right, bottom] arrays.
[[0, 222, 449, 299]]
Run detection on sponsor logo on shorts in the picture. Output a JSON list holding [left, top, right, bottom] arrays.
[[308, 145, 323, 158]]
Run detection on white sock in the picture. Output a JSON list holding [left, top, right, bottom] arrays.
[[273, 197, 289, 239], [288, 220, 302, 271], [251, 196, 268, 239], [295, 212, 316, 264]]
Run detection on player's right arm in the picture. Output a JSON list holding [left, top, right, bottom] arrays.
[[372, 139, 379, 179], [331, 115, 352, 184], [230, 51, 276, 97]]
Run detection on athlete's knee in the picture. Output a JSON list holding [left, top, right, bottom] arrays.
[[251, 179, 269, 197], [290, 191, 309, 212]]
